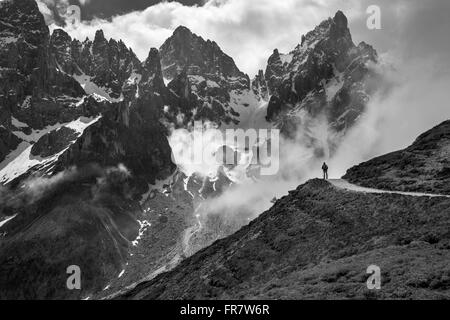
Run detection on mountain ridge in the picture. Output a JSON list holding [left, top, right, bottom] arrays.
[[343, 120, 450, 194], [119, 176, 450, 299]]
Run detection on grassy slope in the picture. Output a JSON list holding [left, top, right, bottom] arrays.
[[120, 179, 450, 300], [343, 120, 450, 194]]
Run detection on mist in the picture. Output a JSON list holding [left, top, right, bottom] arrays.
[[168, 50, 450, 238], [0, 164, 132, 216], [331, 57, 450, 177]]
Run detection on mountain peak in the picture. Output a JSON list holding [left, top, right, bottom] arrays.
[[94, 29, 106, 42], [333, 10, 348, 28], [2, 0, 40, 14], [51, 28, 71, 41], [159, 26, 246, 81], [173, 25, 193, 36], [264, 9, 377, 129], [145, 47, 161, 66], [0, 0, 49, 41]]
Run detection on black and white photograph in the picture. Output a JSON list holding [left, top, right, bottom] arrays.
[[0, 0, 449, 307]]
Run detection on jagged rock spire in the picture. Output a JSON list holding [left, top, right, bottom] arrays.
[[159, 25, 246, 81]]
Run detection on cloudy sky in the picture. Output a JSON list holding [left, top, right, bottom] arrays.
[[37, 0, 450, 78], [74, 0, 202, 19]]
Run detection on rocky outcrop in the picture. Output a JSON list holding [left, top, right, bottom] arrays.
[[50, 46, 176, 193], [49, 44, 176, 191], [31, 127, 78, 158], [50, 28, 142, 100], [0, 126, 21, 162], [264, 11, 379, 136], [343, 120, 450, 194], [52, 98, 175, 196], [0, 0, 87, 162], [0, 0, 85, 122], [160, 26, 246, 81], [0, 0, 176, 300], [159, 26, 253, 126], [251, 69, 269, 101], [138, 47, 166, 99]]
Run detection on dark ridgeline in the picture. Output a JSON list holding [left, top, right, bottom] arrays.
[[344, 120, 450, 194], [121, 177, 450, 300]]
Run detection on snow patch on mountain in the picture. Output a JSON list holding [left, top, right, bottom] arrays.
[[65, 115, 102, 134], [279, 53, 293, 65], [11, 117, 28, 129], [0, 116, 101, 184], [73, 73, 123, 102], [132, 220, 151, 246], [0, 35, 18, 45], [325, 77, 344, 102], [225, 90, 271, 130], [0, 214, 16, 229]]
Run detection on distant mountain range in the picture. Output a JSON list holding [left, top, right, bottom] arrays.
[[3, 0, 445, 301]]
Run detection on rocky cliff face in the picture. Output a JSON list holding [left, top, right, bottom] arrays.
[[52, 98, 175, 196], [263, 11, 378, 140], [156, 12, 379, 158], [50, 28, 142, 101], [0, 0, 176, 300], [0, 0, 84, 101], [160, 26, 246, 81], [343, 120, 450, 194], [47, 31, 175, 187], [0, 2, 83, 90], [0, 126, 21, 163], [159, 26, 255, 126], [0, 0, 93, 165], [0, 0, 176, 186]]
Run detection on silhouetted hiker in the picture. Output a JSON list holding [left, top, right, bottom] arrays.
[[322, 162, 329, 180]]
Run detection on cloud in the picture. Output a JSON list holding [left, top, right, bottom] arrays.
[[327, 0, 450, 176], [331, 57, 450, 177], [0, 164, 132, 213], [33, 0, 450, 76], [187, 51, 450, 246], [36, 0, 70, 25], [55, 0, 363, 76]]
